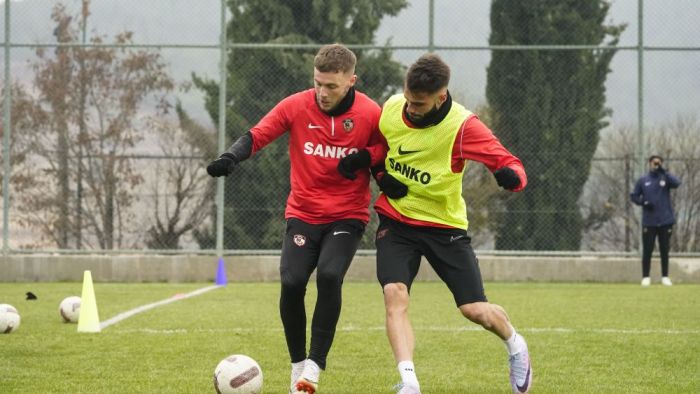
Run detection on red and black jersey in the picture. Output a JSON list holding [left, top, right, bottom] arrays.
[[250, 88, 384, 224]]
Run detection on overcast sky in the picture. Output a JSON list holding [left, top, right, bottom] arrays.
[[3, 0, 699, 128]]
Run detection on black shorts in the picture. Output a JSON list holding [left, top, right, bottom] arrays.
[[280, 217, 365, 285], [375, 215, 487, 306]]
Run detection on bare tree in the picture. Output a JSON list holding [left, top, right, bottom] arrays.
[[651, 115, 700, 252], [580, 125, 637, 251], [582, 115, 700, 252], [144, 104, 216, 249], [1, 83, 37, 225], [19, 2, 174, 249]]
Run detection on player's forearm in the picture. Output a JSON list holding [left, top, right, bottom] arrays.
[[366, 128, 389, 166], [224, 131, 253, 162], [365, 143, 388, 167]]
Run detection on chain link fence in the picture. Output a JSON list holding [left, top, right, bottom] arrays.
[[1, 0, 699, 255]]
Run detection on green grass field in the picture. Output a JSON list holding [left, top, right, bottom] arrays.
[[1, 281, 698, 393]]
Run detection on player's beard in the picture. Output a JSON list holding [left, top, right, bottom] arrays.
[[406, 104, 439, 124]]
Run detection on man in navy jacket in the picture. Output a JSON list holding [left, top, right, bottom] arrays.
[[630, 155, 682, 286]]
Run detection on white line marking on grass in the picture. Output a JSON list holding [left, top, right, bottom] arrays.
[[112, 325, 700, 335], [418, 326, 700, 335], [100, 285, 221, 330]]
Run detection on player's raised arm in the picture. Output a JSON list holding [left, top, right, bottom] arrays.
[[206, 95, 293, 178], [455, 115, 527, 192]]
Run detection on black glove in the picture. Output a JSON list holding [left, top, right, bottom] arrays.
[[206, 153, 238, 177], [378, 173, 408, 199], [643, 200, 654, 210], [494, 167, 521, 190], [656, 165, 666, 174], [337, 149, 371, 180]]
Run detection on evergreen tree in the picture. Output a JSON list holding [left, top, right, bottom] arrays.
[[486, 0, 624, 250]]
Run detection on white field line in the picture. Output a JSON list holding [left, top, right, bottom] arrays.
[[112, 325, 700, 335], [99, 285, 221, 330]]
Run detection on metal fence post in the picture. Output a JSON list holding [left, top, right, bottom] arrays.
[[637, 0, 645, 256], [3, 0, 11, 254], [428, 0, 434, 52], [215, 0, 227, 256], [624, 154, 631, 252]]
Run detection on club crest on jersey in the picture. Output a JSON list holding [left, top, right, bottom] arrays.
[[293, 234, 306, 247], [342, 118, 354, 132]]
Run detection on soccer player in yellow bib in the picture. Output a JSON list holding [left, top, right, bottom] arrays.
[[343, 53, 532, 394]]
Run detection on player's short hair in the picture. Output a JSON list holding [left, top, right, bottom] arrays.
[[405, 53, 451, 94], [314, 44, 356, 74], [648, 155, 663, 163]]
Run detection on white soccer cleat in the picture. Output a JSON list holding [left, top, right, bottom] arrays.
[[393, 382, 421, 394], [661, 277, 673, 286], [641, 277, 651, 287], [509, 339, 532, 394], [290, 363, 304, 393]]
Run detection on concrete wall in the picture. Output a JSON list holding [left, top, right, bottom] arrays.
[[1, 254, 699, 283]]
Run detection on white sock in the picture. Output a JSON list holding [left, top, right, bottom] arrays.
[[398, 360, 419, 388], [504, 328, 525, 355], [301, 359, 321, 383], [291, 360, 305, 385]]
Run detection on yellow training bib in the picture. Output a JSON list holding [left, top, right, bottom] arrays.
[[379, 94, 472, 229]]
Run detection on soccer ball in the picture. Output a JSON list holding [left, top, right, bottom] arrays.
[[0, 304, 21, 334], [213, 354, 263, 394], [59, 296, 81, 323]]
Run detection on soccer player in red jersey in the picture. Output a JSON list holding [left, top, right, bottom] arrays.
[[207, 44, 385, 394]]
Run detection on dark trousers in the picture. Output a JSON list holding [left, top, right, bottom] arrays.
[[279, 218, 364, 370], [641, 224, 673, 277]]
